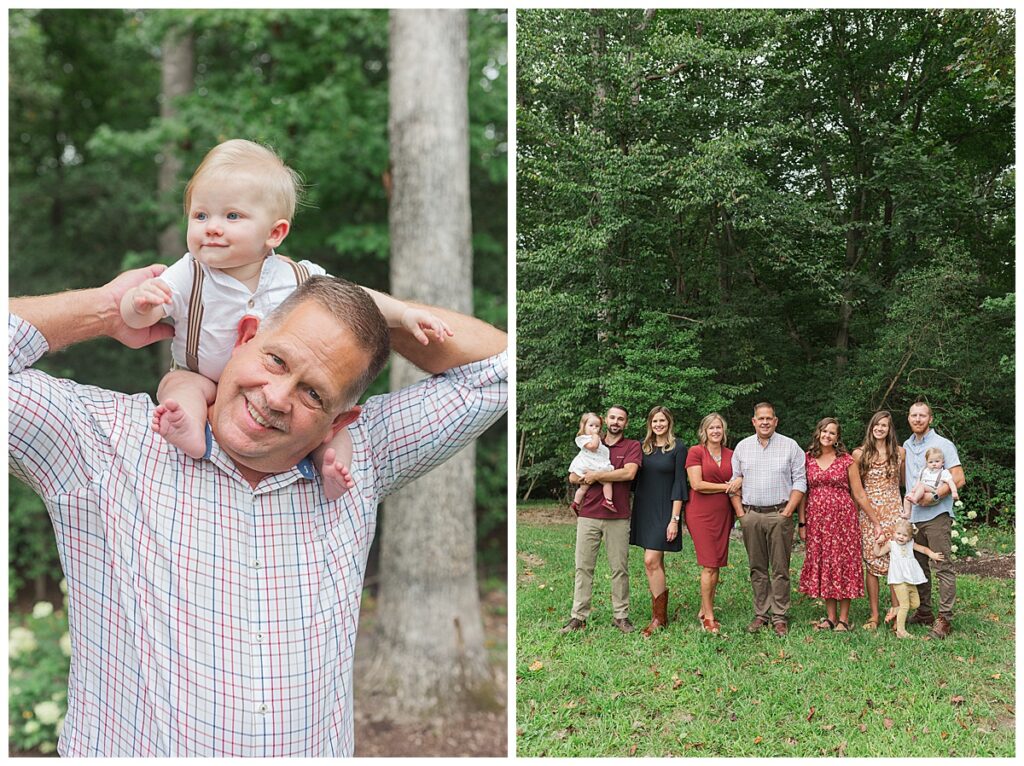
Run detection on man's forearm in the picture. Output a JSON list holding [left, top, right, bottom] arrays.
[[783, 490, 804, 515], [389, 302, 506, 374], [10, 289, 112, 353]]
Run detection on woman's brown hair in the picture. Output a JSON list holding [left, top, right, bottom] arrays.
[[807, 417, 848, 458], [642, 406, 676, 455], [856, 410, 901, 478]]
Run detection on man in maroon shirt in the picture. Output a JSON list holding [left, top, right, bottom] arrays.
[[561, 405, 643, 633]]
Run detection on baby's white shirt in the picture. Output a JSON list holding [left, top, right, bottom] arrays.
[[159, 252, 328, 382]]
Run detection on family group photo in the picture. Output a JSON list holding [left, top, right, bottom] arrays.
[[516, 8, 1014, 758], [8, 8, 508, 757]]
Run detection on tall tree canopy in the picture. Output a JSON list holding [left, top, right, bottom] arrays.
[[517, 9, 1013, 521]]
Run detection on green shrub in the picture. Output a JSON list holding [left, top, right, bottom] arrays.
[[10, 590, 70, 755]]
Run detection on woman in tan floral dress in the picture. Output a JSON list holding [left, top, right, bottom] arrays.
[[851, 411, 906, 630]]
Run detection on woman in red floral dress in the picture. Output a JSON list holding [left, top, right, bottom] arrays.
[[797, 418, 871, 632]]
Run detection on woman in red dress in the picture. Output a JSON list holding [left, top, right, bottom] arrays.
[[684, 412, 737, 634], [797, 417, 871, 632]]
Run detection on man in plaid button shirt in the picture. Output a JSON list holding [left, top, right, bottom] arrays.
[[9, 266, 508, 756]]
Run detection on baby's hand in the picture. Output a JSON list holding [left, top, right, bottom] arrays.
[[931, 551, 945, 561], [402, 307, 454, 345], [129, 278, 173, 314]]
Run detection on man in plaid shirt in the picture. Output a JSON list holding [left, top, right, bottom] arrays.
[[9, 265, 508, 756]]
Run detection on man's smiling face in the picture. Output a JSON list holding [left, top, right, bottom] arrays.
[[210, 300, 366, 476]]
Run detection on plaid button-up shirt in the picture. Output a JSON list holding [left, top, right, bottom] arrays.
[[8, 314, 507, 757], [730, 432, 808, 507]]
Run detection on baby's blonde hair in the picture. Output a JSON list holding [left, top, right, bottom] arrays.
[[894, 519, 914, 537], [924, 447, 945, 464], [184, 139, 303, 221], [577, 412, 602, 437]]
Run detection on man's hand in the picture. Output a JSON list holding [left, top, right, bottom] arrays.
[[401, 306, 454, 346], [726, 476, 743, 495], [102, 265, 176, 348]]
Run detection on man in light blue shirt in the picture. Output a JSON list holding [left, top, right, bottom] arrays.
[[729, 402, 807, 636], [903, 401, 965, 639]]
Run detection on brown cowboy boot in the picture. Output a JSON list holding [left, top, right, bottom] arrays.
[[641, 589, 669, 638]]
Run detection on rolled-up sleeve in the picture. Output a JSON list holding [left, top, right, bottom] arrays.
[[790, 442, 808, 493], [359, 351, 508, 498]]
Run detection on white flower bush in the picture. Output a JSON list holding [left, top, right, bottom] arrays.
[[59, 633, 72, 658], [33, 701, 61, 726], [951, 544, 959, 553], [9, 627, 38, 657], [31, 602, 53, 620]]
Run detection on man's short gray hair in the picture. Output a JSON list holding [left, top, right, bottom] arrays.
[[262, 276, 390, 407]]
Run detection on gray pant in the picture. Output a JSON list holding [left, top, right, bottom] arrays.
[[740, 509, 795, 621], [571, 517, 631, 621], [913, 513, 956, 618]]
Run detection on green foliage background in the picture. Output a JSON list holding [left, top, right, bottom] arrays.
[[9, 8, 509, 606], [517, 9, 1013, 525]]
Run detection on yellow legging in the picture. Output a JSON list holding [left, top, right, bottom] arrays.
[[892, 583, 921, 634]]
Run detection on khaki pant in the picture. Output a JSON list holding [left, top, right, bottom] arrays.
[[913, 513, 956, 618], [740, 510, 795, 621], [892, 582, 921, 634], [571, 517, 631, 621]]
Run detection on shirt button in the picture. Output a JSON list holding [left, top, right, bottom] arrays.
[[255, 632, 264, 643], [248, 299, 255, 309], [256, 703, 269, 714], [252, 559, 262, 569]]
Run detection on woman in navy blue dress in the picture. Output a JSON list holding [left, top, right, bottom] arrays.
[[630, 406, 688, 636]]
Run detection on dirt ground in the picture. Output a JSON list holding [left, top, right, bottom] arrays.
[[352, 587, 508, 757]]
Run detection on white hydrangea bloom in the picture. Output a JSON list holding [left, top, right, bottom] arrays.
[[9, 626, 37, 657], [33, 700, 61, 725], [950, 544, 958, 553], [59, 579, 68, 595], [38, 741, 56, 754], [31, 601, 54, 619], [967, 510, 977, 520], [59, 632, 72, 657], [951, 529, 959, 538], [23, 720, 40, 735]]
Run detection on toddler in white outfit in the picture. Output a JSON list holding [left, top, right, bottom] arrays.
[[903, 446, 959, 517], [871, 519, 944, 638], [568, 412, 616, 513]]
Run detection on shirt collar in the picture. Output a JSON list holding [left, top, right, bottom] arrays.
[[203, 422, 316, 489]]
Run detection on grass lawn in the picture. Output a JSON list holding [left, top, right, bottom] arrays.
[[516, 504, 1015, 757]]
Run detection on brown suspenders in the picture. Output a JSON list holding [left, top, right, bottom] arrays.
[[184, 256, 311, 374]]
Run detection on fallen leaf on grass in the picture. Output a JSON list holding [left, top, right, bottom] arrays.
[[806, 707, 816, 722], [751, 699, 761, 705], [991, 673, 1001, 680], [940, 731, 948, 740], [729, 685, 738, 693], [883, 718, 894, 729], [628, 745, 637, 755], [673, 678, 684, 690], [858, 724, 867, 733], [564, 700, 577, 709], [784, 737, 798, 745], [821, 724, 835, 731], [987, 613, 1000, 621], [729, 712, 737, 722], [753, 736, 763, 745], [950, 695, 966, 706], [836, 741, 847, 757], [956, 718, 969, 730], [529, 660, 543, 672]]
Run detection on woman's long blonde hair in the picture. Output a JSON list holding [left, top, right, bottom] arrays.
[[856, 410, 901, 478], [697, 412, 728, 448], [642, 406, 676, 455]]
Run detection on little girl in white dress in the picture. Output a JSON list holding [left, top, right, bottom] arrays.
[[569, 412, 617, 513], [870, 519, 944, 638]]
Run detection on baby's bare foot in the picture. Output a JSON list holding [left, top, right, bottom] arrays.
[[321, 448, 355, 500], [896, 630, 913, 639], [153, 400, 207, 459]]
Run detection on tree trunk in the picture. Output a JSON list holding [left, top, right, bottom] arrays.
[[364, 9, 495, 721], [156, 27, 193, 372]]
